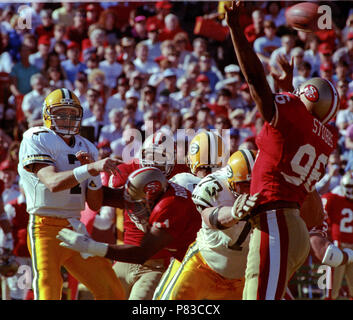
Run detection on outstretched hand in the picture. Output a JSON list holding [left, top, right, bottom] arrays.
[[271, 54, 294, 92], [225, 1, 243, 28]]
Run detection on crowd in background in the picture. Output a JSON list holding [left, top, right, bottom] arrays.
[[1, 1, 353, 299]]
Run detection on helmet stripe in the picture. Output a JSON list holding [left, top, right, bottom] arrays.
[[239, 149, 255, 174], [322, 79, 339, 124], [207, 131, 212, 166]]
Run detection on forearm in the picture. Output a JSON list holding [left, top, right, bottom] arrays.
[[228, 23, 274, 122], [105, 244, 151, 264], [38, 169, 83, 193], [102, 186, 125, 208], [86, 188, 103, 212], [202, 206, 238, 229]]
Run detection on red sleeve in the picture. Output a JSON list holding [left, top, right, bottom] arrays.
[[149, 196, 188, 240], [109, 161, 138, 188], [322, 193, 340, 243]]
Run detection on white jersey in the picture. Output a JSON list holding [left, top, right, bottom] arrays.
[[192, 167, 251, 279], [169, 172, 201, 193], [18, 127, 98, 219]]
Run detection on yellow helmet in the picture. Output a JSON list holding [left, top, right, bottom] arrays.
[[187, 130, 226, 175], [43, 88, 83, 137], [226, 149, 257, 193]]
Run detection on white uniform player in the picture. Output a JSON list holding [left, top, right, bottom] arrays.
[[19, 126, 98, 219], [154, 149, 257, 300]]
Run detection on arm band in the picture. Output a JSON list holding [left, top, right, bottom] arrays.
[[343, 248, 353, 264], [73, 165, 91, 183], [209, 207, 227, 230]]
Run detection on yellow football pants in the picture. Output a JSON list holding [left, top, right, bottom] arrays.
[[153, 242, 245, 300], [27, 215, 125, 300]]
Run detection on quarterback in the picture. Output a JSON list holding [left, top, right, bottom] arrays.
[[226, 1, 339, 299], [18, 88, 124, 300]]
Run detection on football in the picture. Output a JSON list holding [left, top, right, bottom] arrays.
[[285, 2, 319, 32]]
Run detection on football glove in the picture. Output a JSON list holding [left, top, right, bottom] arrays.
[[231, 193, 259, 221], [57, 228, 108, 257]]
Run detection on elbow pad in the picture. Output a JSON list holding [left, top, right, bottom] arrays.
[[322, 244, 343, 267]]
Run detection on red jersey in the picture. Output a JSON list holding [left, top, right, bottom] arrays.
[[5, 195, 30, 257], [251, 93, 338, 206], [322, 190, 353, 245], [147, 182, 201, 261], [106, 158, 190, 262]]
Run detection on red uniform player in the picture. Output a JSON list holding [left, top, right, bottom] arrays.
[[225, 1, 340, 299]]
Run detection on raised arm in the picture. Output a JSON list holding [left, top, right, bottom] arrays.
[[225, 1, 275, 122]]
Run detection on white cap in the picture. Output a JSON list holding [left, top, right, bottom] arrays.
[[224, 64, 240, 73], [125, 89, 140, 99], [163, 68, 177, 78]]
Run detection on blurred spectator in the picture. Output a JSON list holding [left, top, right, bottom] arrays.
[[53, 41, 67, 61], [49, 24, 69, 52], [82, 101, 109, 144], [303, 34, 320, 76], [66, 8, 88, 44], [99, 45, 123, 89], [316, 149, 343, 195], [343, 123, 353, 172], [318, 42, 334, 66], [129, 70, 145, 93], [138, 84, 158, 114], [191, 74, 214, 101], [73, 71, 88, 105], [198, 52, 222, 92], [182, 111, 197, 131], [99, 109, 124, 144], [244, 9, 265, 45], [35, 9, 54, 39], [146, 1, 172, 31], [46, 66, 73, 91], [82, 27, 106, 62], [21, 34, 37, 54], [336, 92, 353, 135], [264, 1, 286, 28], [118, 37, 136, 63], [105, 77, 130, 112], [133, 42, 160, 75], [269, 34, 295, 75], [333, 60, 352, 84], [85, 3, 102, 28], [173, 32, 192, 69], [0, 129, 12, 163], [214, 114, 231, 136], [0, 159, 19, 205], [229, 128, 240, 155], [140, 23, 162, 61], [84, 51, 99, 76], [131, 15, 148, 43], [10, 45, 40, 97], [81, 87, 100, 121], [43, 48, 62, 72], [21, 73, 49, 127], [254, 19, 281, 70], [290, 47, 305, 77], [182, 37, 208, 71], [320, 61, 334, 83], [228, 108, 254, 145], [207, 88, 232, 118], [158, 68, 178, 98], [52, 2, 75, 27], [195, 106, 213, 130], [337, 79, 349, 111], [293, 61, 312, 89], [159, 13, 184, 42], [61, 41, 86, 84], [161, 109, 183, 138], [0, 33, 13, 73], [98, 9, 122, 45], [88, 68, 112, 104], [169, 77, 193, 111], [111, 126, 142, 161], [342, 13, 353, 42], [29, 35, 51, 71]]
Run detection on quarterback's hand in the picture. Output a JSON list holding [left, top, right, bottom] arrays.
[[57, 228, 108, 257], [76, 151, 95, 165], [87, 157, 121, 176], [231, 193, 259, 221]]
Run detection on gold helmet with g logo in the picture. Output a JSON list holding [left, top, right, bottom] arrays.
[[187, 130, 226, 175], [43, 88, 83, 137], [294, 77, 340, 124], [226, 149, 257, 193]]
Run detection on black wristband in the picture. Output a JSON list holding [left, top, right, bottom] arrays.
[[209, 207, 227, 230]]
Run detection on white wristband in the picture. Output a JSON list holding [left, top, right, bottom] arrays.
[[322, 244, 343, 267], [73, 165, 91, 183], [88, 174, 102, 190]]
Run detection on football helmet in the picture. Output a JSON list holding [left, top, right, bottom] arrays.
[[124, 167, 168, 231], [226, 149, 257, 193], [341, 170, 353, 200], [140, 131, 176, 177], [187, 130, 226, 175], [43, 88, 83, 137], [293, 77, 340, 124]]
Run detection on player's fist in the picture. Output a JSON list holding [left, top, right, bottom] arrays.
[[231, 193, 259, 221], [88, 157, 121, 176]]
